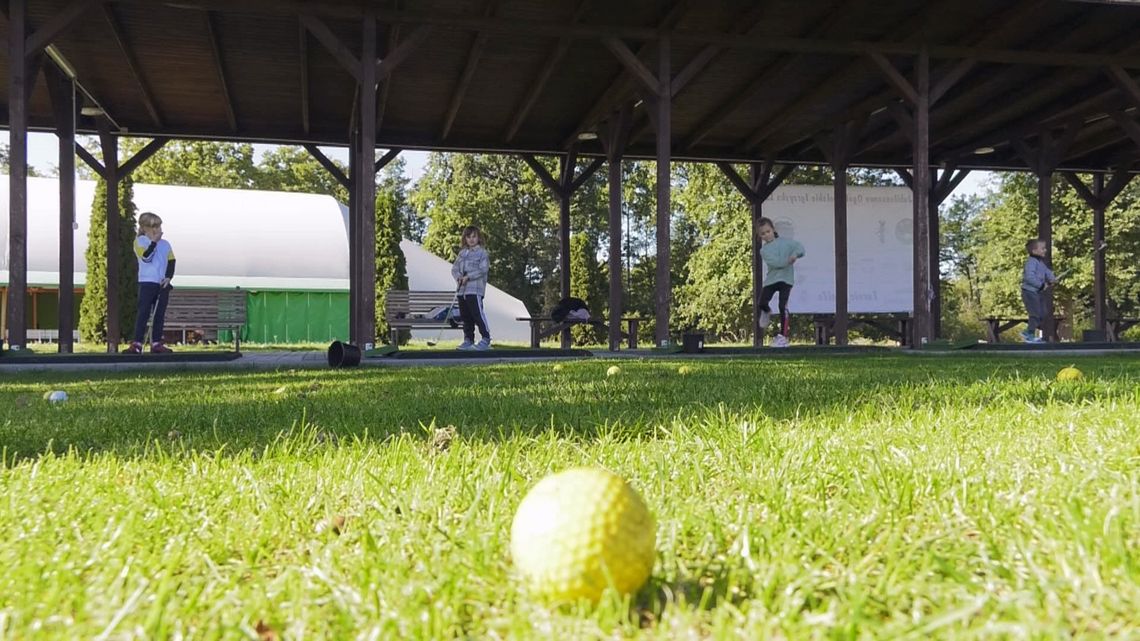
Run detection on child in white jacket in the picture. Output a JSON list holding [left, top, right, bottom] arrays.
[[451, 225, 492, 350]]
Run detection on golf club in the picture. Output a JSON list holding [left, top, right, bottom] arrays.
[[426, 279, 463, 347], [143, 282, 173, 346], [1050, 240, 1108, 284]]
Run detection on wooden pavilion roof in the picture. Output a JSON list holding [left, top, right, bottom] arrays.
[[5, 0, 1140, 172]]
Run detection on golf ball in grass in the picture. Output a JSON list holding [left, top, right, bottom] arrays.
[[606, 365, 622, 377], [45, 390, 68, 403], [1057, 366, 1083, 381], [677, 365, 693, 376], [510, 468, 655, 603]]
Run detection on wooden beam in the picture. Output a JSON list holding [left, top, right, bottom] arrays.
[[757, 164, 794, 202], [521, 154, 563, 199], [104, 4, 164, 127], [930, 57, 976, 104], [118, 137, 168, 176], [303, 143, 350, 189], [1106, 65, 1140, 110], [45, 64, 77, 353], [299, 24, 309, 134], [24, 0, 99, 55], [868, 52, 917, 105], [374, 147, 401, 173], [299, 14, 362, 83], [8, 0, 30, 349], [204, 11, 237, 132], [568, 156, 604, 193], [602, 37, 661, 99], [75, 144, 105, 178], [1109, 111, 1140, 149], [97, 118, 121, 351], [375, 25, 433, 81], [376, 23, 398, 132], [717, 162, 757, 202], [358, 11, 378, 346], [440, 1, 494, 142]]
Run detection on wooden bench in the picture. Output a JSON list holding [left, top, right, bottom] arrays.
[[385, 290, 462, 344], [983, 316, 1064, 343], [163, 288, 247, 351], [516, 316, 642, 349], [813, 313, 913, 346], [1107, 317, 1140, 342]]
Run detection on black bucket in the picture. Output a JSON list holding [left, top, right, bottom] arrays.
[[327, 341, 362, 368], [682, 332, 705, 354]]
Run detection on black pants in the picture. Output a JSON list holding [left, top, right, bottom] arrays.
[[457, 294, 491, 342], [759, 282, 793, 336], [133, 282, 170, 343], [1021, 288, 1045, 334]]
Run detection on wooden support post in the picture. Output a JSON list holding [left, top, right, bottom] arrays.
[[599, 105, 632, 352], [7, 0, 29, 350], [359, 11, 378, 347], [1062, 169, 1133, 336], [97, 118, 120, 352], [833, 165, 849, 346], [348, 130, 359, 343], [654, 34, 671, 348], [46, 66, 77, 353], [912, 49, 933, 346]]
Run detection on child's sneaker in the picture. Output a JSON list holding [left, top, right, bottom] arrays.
[[1019, 329, 1034, 342], [1028, 336, 1046, 344], [150, 341, 173, 353], [124, 341, 143, 354], [475, 338, 492, 351], [758, 310, 771, 329], [772, 334, 790, 348], [456, 340, 475, 351]]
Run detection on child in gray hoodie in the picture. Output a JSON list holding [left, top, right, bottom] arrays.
[[1020, 238, 1057, 343], [451, 225, 492, 350]]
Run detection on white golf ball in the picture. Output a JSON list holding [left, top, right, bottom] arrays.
[[47, 390, 68, 403]]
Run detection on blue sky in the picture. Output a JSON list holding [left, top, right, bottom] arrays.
[[23, 131, 992, 198]]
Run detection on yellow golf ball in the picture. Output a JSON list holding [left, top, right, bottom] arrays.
[[1057, 366, 1083, 381], [606, 365, 622, 377], [677, 365, 693, 376], [510, 468, 655, 602]]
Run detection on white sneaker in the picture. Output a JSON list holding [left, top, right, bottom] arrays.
[[475, 338, 492, 351], [772, 334, 790, 348], [457, 340, 475, 351], [758, 310, 771, 329]]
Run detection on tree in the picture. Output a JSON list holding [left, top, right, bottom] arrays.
[[375, 188, 410, 344], [79, 176, 139, 343], [377, 156, 423, 242], [256, 145, 349, 203], [125, 139, 260, 189], [568, 232, 605, 345]]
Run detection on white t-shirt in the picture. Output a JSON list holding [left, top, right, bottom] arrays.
[[134, 236, 175, 284]]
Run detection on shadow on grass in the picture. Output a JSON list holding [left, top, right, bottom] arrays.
[[2, 354, 1138, 462]]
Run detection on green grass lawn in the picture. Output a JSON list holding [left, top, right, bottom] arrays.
[[2, 354, 1139, 639]]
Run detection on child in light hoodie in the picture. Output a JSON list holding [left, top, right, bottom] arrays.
[[451, 225, 492, 350]]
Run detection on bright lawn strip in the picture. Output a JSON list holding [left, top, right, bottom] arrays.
[[2, 355, 1139, 639]]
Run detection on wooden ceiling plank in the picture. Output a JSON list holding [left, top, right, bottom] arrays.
[[104, 4, 164, 127], [868, 52, 917, 105], [299, 24, 309, 134], [440, 0, 498, 141], [205, 11, 238, 132], [1106, 66, 1140, 110], [25, 0, 100, 55], [602, 37, 661, 99]]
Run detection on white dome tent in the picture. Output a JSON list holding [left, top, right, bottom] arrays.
[[1, 176, 532, 344]]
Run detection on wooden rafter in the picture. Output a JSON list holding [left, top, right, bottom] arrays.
[[303, 143, 350, 188], [299, 14, 361, 82], [563, 0, 690, 148], [377, 22, 399, 131], [375, 25, 433, 81], [441, 0, 498, 141], [503, 0, 590, 143], [682, 0, 859, 151], [204, 11, 237, 132], [119, 137, 168, 176], [375, 147, 402, 172], [1107, 66, 1140, 110], [104, 4, 164, 127], [1110, 111, 1140, 149]]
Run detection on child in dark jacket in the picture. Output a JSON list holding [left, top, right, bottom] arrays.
[[1020, 238, 1056, 343]]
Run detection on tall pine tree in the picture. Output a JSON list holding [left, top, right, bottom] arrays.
[[375, 189, 410, 344], [79, 176, 139, 343]]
